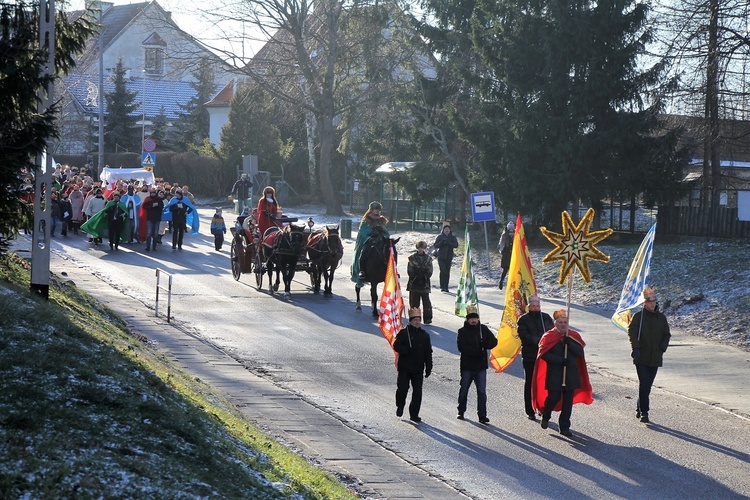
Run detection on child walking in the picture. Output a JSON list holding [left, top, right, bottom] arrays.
[[210, 208, 227, 251]]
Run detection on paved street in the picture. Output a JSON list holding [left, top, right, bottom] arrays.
[[11, 211, 750, 499]]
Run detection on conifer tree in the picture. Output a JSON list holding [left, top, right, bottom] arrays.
[[104, 58, 140, 153], [174, 57, 215, 150]]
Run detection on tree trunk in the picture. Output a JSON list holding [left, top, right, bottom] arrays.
[[318, 113, 343, 215], [305, 108, 317, 198], [705, 0, 721, 236]]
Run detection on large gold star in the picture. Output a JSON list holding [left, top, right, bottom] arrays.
[[540, 208, 613, 284]]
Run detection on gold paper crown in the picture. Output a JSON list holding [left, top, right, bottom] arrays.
[[465, 305, 480, 318], [553, 309, 567, 320], [408, 308, 422, 319]]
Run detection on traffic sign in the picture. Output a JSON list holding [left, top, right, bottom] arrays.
[[141, 152, 156, 168], [471, 192, 496, 222], [143, 138, 156, 152]]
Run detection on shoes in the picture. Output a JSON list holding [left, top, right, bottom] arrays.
[[636, 406, 641, 419], [441, 289, 448, 293], [560, 429, 573, 437], [498, 283, 503, 289], [409, 416, 421, 423], [145, 247, 150, 251], [172, 245, 176, 250], [396, 406, 404, 417], [479, 416, 490, 425], [541, 417, 549, 429], [457, 413, 464, 420], [640, 414, 650, 423], [527, 414, 537, 421]]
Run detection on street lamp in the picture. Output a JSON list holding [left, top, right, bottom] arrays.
[[141, 69, 146, 146]]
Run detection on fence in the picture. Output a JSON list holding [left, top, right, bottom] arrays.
[[155, 268, 173, 322], [657, 206, 750, 238]]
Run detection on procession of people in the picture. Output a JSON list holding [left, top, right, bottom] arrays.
[[19, 171, 668, 436]]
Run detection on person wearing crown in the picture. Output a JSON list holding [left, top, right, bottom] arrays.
[[456, 305, 498, 424], [393, 307, 433, 423], [532, 310, 593, 437], [628, 287, 671, 424]]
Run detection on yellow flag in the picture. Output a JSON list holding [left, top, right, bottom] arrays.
[[490, 213, 537, 372]]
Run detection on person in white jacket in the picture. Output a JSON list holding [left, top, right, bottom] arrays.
[[83, 188, 107, 246]]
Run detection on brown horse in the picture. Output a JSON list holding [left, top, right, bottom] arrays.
[[306, 226, 344, 295], [259, 224, 308, 297]]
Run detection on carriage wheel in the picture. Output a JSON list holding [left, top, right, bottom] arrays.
[[254, 251, 264, 290], [230, 238, 242, 281]]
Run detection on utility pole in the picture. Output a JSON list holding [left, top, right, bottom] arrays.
[[30, 0, 55, 298]]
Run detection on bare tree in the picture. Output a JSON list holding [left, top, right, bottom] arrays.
[[651, 0, 750, 233], [184, 0, 420, 214]]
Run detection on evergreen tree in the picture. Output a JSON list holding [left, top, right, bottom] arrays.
[[219, 81, 286, 177], [174, 57, 215, 150], [0, 2, 94, 249], [420, 0, 686, 225], [104, 58, 140, 153], [150, 106, 173, 151]]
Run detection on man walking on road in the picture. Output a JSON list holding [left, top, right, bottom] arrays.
[[517, 295, 554, 421], [456, 305, 498, 424], [532, 310, 593, 437], [393, 308, 433, 423], [629, 287, 671, 424]]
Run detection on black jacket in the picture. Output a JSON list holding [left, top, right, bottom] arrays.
[[407, 252, 433, 293], [457, 321, 498, 371], [394, 325, 433, 375], [629, 308, 670, 367], [517, 311, 554, 363], [541, 336, 585, 390], [143, 196, 164, 223], [434, 231, 458, 262]]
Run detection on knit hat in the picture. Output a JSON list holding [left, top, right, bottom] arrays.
[[369, 201, 382, 211], [408, 308, 422, 320], [506, 221, 515, 230], [465, 305, 479, 320]]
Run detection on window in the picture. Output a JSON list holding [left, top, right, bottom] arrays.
[[144, 47, 164, 75]]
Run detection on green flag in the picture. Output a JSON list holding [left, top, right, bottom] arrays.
[[455, 225, 479, 316]]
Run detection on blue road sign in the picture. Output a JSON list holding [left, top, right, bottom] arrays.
[[471, 192, 496, 222], [141, 152, 156, 168]]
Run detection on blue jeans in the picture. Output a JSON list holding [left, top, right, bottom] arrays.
[[146, 220, 160, 249], [457, 369, 487, 418], [635, 364, 659, 415]]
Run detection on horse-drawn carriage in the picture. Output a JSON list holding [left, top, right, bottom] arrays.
[[229, 211, 343, 297]]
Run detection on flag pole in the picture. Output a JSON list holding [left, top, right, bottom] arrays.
[[562, 268, 575, 388]]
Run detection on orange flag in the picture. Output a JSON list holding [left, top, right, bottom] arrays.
[[378, 245, 404, 350], [490, 213, 537, 372]]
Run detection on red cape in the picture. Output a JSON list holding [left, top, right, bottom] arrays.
[[531, 328, 593, 414]]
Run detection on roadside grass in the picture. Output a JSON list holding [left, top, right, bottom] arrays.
[[0, 253, 358, 499]]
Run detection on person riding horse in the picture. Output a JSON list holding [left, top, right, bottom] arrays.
[[351, 201, 390, 286]]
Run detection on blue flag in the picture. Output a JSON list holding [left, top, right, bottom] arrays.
[[612, 223, 657, 331]]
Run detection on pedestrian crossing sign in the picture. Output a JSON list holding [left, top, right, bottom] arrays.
[[141, 152, 156, 167]]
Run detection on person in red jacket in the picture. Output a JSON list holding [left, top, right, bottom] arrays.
[[532, 310, 593, 437], [256, 185, 282, 236]]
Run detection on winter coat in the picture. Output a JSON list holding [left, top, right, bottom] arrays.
[[143, 196, 165, 223], [69, 190, 84, 222], [394, 325, 433, 375], [517, 310, 554, 363], [456, 321, 498, 372], [169, 196, 192, 229], [58, 198, 73, 223], [629, 308, 670, 367], [541, 333, 585, 391], [210, 214, 227, 235], [83, 195, 107, 217], [498, 229, 514, 269], [407, 252, 433, 293], [433, 230, 458, 263]]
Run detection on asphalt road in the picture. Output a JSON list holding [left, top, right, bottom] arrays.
[[18, 208, 750, 499]]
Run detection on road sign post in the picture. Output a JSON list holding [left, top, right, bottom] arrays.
[[471, 192, 496, 272]]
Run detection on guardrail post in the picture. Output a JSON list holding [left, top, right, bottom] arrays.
[[155, 268, 173, 322]]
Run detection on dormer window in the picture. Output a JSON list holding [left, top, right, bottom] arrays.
[[143, 32, 167, 76]]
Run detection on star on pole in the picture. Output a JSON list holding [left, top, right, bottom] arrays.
[[540, 208, 613, 284]]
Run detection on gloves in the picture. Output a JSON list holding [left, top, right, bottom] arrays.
[[631, 349, 640, 359], [425, 370, 431, 379]]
